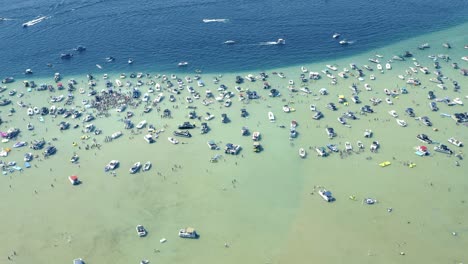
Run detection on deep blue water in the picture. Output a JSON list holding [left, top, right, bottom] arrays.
[[0, 0, 467, 77]]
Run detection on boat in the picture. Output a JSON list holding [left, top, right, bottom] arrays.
[[142, 161, 152, 172], [316, 147, 327, 157], [70, 154, 79, 163], [337, 117, 346, 125], [415, 145, 429, 156], [448, 137, 463, 147], [103, 160, 120, 173], [416, 134, 433, 144], [178, 61, 189, 67], [301, 66, 308, 73], [68, 175, 81, 185], [370, 141, 379, 152], [111, 131, 123, 140], [379, 161, 391, 167], [326, 127, 335, 138], [318, 189, 335, 202], [173, 130, 192, 138], [136, 120, 147, 129], [225, 143, 241, 155], [178, 122, 196, 129], [282, 105, 291, 113], [144, 134, 155, 143], [388, 110, 398, 118], [420, 116, 432, 126], [73, 258, 85, 264], [339, 40, 349, 45], [268, 112, 275, 122], [327, 144, 338, 152], [364, 198, 377, 205], [129, 162, 142, 174], [385, 63, 392, 70], [22, 16, 48, 27], [434, 144, 453, 155], [332, 33, 341, 39], [224, 40, 236, 45], [326, 64, 338, 71], [179, 227, 198, 238], [168, 137, 179, 144], [312, 111, 323, 120], [299, 148, 306, 158], [24, 152, 33, 162], [396, 119, 407, 127], [136, 225, 147, 237], [357, 141, 364, 149], [13, 141, 27, 148], [252, 131, 261, 141], [310, 104, 316, 112], [345, 142, 353, 152], [203, 18, 228, 23]]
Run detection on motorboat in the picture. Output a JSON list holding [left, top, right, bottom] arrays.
[[82, 114, 94, 122], [70, 154, 79, 163], [416, 134, 433, 144], [312, 111, 323, 120], [405, 108, 415, 117], [68, 175, 80, 185], [43, 145, 56, 157], [178, 61, 189, 67], [179, 227, 198, 238], [144, 134, 155, 143], [268, 111, 275, 122], [173, 130, 192, 138], [385, 63, 392, 70], [318, 189, 335, 202], [326, 127, 335, 138], [429, 102, 439, 111], [316, 147, 328, 157], [396, 119, 407, 127], [136, 225, 147, 237], [388, 110, 398, 118], [345, 142, 353, 152], [203, 18, 228, 23], [24, 152, 33, 162], [310, 104, 316, 112], [73, 258, 85, 264], [224, 40, 236, 45], [22, 16, 48, 27], [326, 64, 338, 71], [129, 162, 142, 174], [178, 122, 196, 129], [339, 39, 349, 45], [337, 117, 346, 125], [434, 144, 453, 155], [370, 141, 380, 152], [327, 144, 338, 152], [357, 141, 364, 149], [142, 161, 152, 172], [111, 131, 123, 140], [224, 143, 241, 155], [2, 77, 14, 84], [299, 148, 306, 158], [252, 131, 261, 141], [168, 137, 179, 144], [420, 116, 432, 126], [448, 137, 463, 147], [136, 120, 147, 129], [105, 160, 119, 171], [241, 126, 249, 136], [364, 198, 377, 205], [289, 128, 297, 139]]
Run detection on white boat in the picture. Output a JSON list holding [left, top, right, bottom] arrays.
[[388, 110, 398, 118], [310, 104, 316, 111], [364, 83, 372, 91], [370, 75, 376, 80], [301, 66, 308, 73], [448, 137, 463, 147], [385, 63, 392, 70], [178, 61, 189, 67], [332, 33, 341, 39], [111, 131, 123, 139], [339, 40, 349, 45], [252, 131, 261, 141], [224, 40, 236, 44], [462, 56, 468, 62], [204, 113, 215, 121], [203, 18, 228, 23], [282, 105, 291, 113], [345, 142, 353, 151], [357, 141, 364, 149], [136, 120, 147, 129], [115, 79, 122, 87], [136, 225, 147, 237], [318, 189, 334, 202], [326, 64, 338, 71], [453, 98, 463, 105], [168, 137, 179, 144], [129, 162, 142, 174], [144, 134, 155, 143], [268, 111, 275, 122], [377, 64, 383, 71], [22, 16, 48, 27], [104, 160, 119, 171], [27, 107, 34, 116], [396, 119, 407, 127], [154, 93, 164, 103], [299, 148, 306, 158], [385, 98, 393, 105], [142, 161, 152, 172], [179, 227, 198, 238]]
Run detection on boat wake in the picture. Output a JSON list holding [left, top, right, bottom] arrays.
[[202, 18, 229, 23]]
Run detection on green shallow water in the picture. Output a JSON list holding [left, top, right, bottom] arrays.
[[0, 23, 467, 263]]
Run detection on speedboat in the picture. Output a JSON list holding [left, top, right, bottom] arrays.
[[339, 40, 349, 45], [268, 111, 275, 122], [326, 127, 335, 138], [144, 134, 155, 143], [70, 154, 79, 163], [326, 64, 338, 71], [168, 137, 179, 144], [416, 134, 433, 144], [327, 144, 338, 152], [142, 161, 152, 172], [357, 141, 364, 149], [252, 131, 261, 141], [73, 258, 85, 264], [173, 130, 192, 138], [388, 110, 398, 118], [136, 120, 147, 129], [129, 162, 142, 174], [345, 142, 353, 152], [22, 16, 48, 27], [396, 119, 407, 127], [178, 61, 189, 67], [105, 160, 119, 171], [318, 189, 335, 202], [434, 144, 453, 155], [179, 227, 198, 238], [385, 63, 392, 70], [370, 141, 380, 152], [448, 137, 463, 147], [224, 40, 236, 45], [420, 116, 432, 126], [111, 131, 123, 139], [13, 141, 27, 148], [332, 33, 340, 39], [316, 147, 328, 157], [299, 148, 306, 158], [136, 225, 147, 237], [24, 152, 33, 162], [178, 122, 196, 129], [68, 175, 80, 185], [203, 18, 228, 23]]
